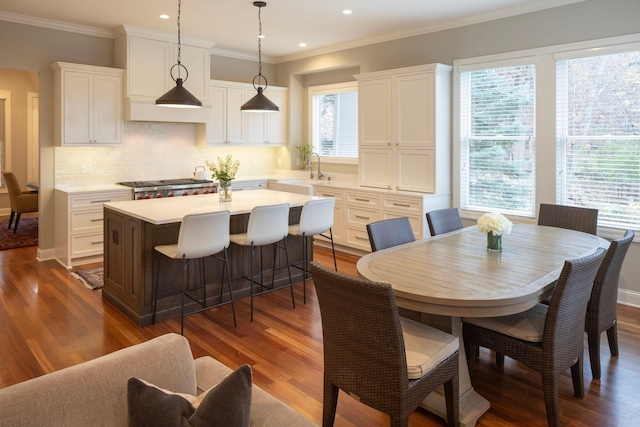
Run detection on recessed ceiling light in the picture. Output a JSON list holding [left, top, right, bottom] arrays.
[[159, 14, 170, 19], [299, 43, 307, 47], [342, 9, 353, 15]]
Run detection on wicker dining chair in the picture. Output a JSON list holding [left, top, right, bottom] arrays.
[[586, 229, 634, 379], [463, 248, 606, 427], [366, 217, 415, 252], [309, 262, 459, 427], [538, 203, 599, 235], [366, 217, 420, 321], [426, 208, 464, 236]]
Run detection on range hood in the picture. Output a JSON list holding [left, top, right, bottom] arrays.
[[114, 25, 213, 123]]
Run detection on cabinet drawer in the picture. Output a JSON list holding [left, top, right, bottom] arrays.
[[71, 210, 104, 233], [346, 226, 373, 251], [70, 192, 130, 209], [346, 192, 379, 206], [347, 206, 379, 225], [315, 188, 344, 202], [71, 233, 104, 257], [382, 196, 422, 214]]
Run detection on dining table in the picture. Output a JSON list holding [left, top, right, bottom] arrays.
[[356, 223, 608, 427]]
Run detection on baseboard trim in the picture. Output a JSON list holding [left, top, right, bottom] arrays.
[[618, 289, 640, 309]]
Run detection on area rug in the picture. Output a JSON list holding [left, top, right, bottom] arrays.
[[0, 216, 38, 250], [72, 267, 104, 290]]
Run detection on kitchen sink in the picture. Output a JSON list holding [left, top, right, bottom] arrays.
[[274, 179, 315, 195]]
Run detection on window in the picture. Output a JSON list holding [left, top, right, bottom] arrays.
[[0, 90, 10, 190], [309, 82, 358, 160], [459, 61, 536, 216], [557, 50, 640, 228]]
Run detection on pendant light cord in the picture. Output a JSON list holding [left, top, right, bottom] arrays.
[[257, 4, 263, 81], [176, 0, 182, 78]]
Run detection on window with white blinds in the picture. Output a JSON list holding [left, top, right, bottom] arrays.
[[459, 62, 536, 216], [309, 82, 358, 159], [556, 50, 640, 228]]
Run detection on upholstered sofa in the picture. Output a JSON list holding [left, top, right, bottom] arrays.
[[0, 333, 317, 426]]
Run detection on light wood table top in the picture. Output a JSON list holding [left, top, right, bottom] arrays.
[[357, 223, 608, 318]]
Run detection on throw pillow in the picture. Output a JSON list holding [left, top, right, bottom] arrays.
[[128, 364, 252, 427]]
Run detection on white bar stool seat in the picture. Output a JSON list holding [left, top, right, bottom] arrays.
[[152, 211, 236, 334], [230, 203, 294, 321], [288, 198, 337, 303]]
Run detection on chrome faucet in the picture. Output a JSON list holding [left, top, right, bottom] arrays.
[[308, 152, 324, 180]]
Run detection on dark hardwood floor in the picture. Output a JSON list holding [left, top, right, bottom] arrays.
[[1, 243, 639, 426]]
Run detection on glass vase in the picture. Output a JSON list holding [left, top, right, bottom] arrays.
[[219, 181, 232, 202], [487, 231, 502, 252]]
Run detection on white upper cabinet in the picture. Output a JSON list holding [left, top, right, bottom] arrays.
[[198, 83, 246, 145], [51, 62, 123, 146], [244, 88, 286, 146], [356, 64, 452, 195], [113, 25, 212, 123], [198, 80, 287, 146]]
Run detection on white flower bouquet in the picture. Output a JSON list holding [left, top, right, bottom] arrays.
[[205, 155, 240, 184], [477, 212, 513, 236]]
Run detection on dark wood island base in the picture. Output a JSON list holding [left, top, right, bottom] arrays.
[[102, 206, 311, 327]]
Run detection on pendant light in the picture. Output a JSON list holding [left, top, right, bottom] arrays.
[[241, 1, 279, 113], [156, 0, 202, 108]]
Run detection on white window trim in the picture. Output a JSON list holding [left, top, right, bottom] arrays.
[[453, 33, 640, 239], [307, 81, 358, 164], [0, 90, 11, 192]]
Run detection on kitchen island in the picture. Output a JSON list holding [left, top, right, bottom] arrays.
[[102, 190, 322, 326]]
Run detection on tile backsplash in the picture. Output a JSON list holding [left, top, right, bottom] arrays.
[[55, 122, 278, 186]]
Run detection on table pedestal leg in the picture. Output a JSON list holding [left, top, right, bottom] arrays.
[[417, 314, 490, 427]]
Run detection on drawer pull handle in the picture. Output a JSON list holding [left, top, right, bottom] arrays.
[[354, 198, 370, 202], [355, 236, 368, 241], [91, 199, 111, 204], [355, 215, 370, 220], [91, 241, 104, 245], [90, 218, 104, 222], [393, 203, 410, 207], [321, 193, 336, 198]]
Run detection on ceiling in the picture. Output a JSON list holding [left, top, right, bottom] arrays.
[[0, 0, 585, 62]]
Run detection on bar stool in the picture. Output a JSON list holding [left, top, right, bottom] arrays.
[[152, 210, 236, 334], [288, 198, 337, 303], [230, 203, 294, 322]]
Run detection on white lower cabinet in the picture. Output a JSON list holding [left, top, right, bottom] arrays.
[[311, 184, 451, 252], [345, 191, 379, 251], [314, 188, 345, 244], [55, 189, 131, 269]]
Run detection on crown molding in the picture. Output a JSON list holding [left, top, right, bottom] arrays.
[[0, 11, 114, 39], [209, 47, 275, 64]]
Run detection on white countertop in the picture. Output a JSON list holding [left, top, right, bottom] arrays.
[[103, 189, 322, 225]]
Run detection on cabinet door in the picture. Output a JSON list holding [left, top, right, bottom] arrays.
[[243, 110, 265, 145], [359, 78, 392, 147], [206, 86, 227, 145], [92, 74, 122, 145], [395, 73, 434, 148], [128, 36, 170, 99], [264, 91, 285, 145], [226, 88, 245, 144], [173, 42, 209, 103], [396, 148, 435, 193], [358, 148, 393, 190], [64, 71, 93, 144]]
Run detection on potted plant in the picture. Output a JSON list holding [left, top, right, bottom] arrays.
[[294, 142, 314, 170]]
